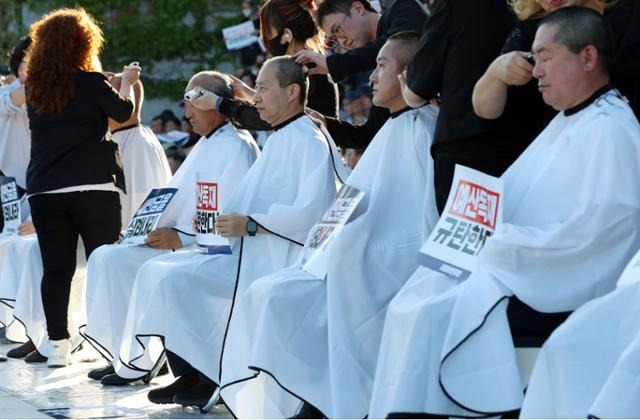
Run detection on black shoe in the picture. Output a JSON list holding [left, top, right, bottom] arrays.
[[100, 373, 143, 386], [289, 402, 326, 419], [147, 373, 199, 405], [25, 350, 47, 363], [157, 362, 169, 376], [172, 382, 217, 409], [88, 364, 115, 381], [0, 355, 6, 362], [6, 340, 36, 359]]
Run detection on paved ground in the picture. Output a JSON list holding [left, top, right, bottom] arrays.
[[0, 340, 231, 419]]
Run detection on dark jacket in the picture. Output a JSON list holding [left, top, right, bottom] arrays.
[[26, 72, 133, 194]]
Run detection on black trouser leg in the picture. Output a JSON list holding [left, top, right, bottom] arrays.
[[29, 191, 121, 341], [166, 350, 215, 385]]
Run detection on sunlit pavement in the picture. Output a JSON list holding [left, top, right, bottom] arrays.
[[0, 340, 231, 419]]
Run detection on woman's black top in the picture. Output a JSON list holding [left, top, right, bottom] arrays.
[[218, 73, 339, 131], [26, 71, 134, 195], [605, 0, 640, 120]]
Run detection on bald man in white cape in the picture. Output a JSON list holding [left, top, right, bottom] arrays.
[[218, 33, 439, 419], [520, 249, 640, 418], [83, 72, 258, 383], [5, 78, 172, 361], [115, 57, 347, 407], [369, 10, 640, 418]]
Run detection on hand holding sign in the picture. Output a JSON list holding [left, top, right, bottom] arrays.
[[17, 221, 35, 236], [215, 214, 250, 237], [145, 228, 182, 249]]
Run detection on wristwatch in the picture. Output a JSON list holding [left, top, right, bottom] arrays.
[[246, 217, 258, 237]]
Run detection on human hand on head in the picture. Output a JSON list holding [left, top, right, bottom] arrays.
[[293, 50, 328, 76], [122, 62, 142, 85], [229, 75, 256, 102], [189, 89, 219, 111], [489, 51, 533, 86]]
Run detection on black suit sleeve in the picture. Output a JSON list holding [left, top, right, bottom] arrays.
[[325, 104, 389, 149], [327, 0, 427, 82], [94, 75, 135, 123], [406, 0, 450, 101], [218, 98, 273, 131]]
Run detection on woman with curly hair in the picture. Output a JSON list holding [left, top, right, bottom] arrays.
[[25, 7, 140, 368]]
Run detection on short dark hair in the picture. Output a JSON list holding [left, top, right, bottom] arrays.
[[386, 31, 421, 70], [188, 70, 234, 100], [266, 56, 309, 106], [540, 6, 613, 74], [9, 36, 31, 77], [317, 0, 378, 27]]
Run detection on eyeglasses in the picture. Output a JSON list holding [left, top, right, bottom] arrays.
[[327, 13, 350, 46]]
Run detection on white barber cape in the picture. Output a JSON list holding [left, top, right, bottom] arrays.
[[0, 197, 31, 342], [115, 114, 347, 382], [0, 79, 30, 189], [112, 124, 172, 224], [369, 88, 640, 418], [521, 249, 640, 418], [10, 124, 172, 357], [219, 106, 439, 418], [84, 123, 258, 364]]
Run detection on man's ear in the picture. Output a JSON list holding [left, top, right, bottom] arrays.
[[581, 45, 599, 72], [288, 83, 301, 104]]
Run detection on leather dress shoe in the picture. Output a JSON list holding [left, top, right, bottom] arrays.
[[7, 340, 35, 359], [0, 355, 6, 362], [100, 373, 143, 386], [173, 382, 217, 409], [147, 373, 199, 404], [88, 364, 115, 381], [289, 402, 326, 419], [25, 350, 47, 363]]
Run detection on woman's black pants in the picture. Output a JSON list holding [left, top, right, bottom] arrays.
[[29, 191, 121, 341]]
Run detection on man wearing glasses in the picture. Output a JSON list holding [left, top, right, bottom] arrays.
[[296, 0, 427, 150]]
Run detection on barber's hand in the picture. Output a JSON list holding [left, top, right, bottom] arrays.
[[122, 63, 142, 85], [229, 75, 256, 102], [488, 51, 533, 86], [215, 213, 249, 238], [10, 84, 25, 107], [145, 228, 182, 249], [190, 89, 219, 111], [305, 107, 327, 127], [294, 50, 329, 76], [17, 221, 35, 236]]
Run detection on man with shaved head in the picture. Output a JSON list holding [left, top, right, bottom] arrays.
[[111, 57, 347, 408], [217, 32, 440, 419], [83, 71, 259, 385], [369, 7, 640, 418]]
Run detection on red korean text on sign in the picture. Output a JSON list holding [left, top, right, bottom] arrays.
[[196, 182, 218, 211], [449, 180, 499, 229]]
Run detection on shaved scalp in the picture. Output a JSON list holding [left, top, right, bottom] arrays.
[[541, 6, 613, 74], [385, 31, 421, 70], [187, 71, 234, 100]]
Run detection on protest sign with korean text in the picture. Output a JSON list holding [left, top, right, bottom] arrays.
[[122, 188, 178, 244], [0, 176, 20, 235], [302, 185, 365, 278], [420, 165, 503, 281], [195, 177, 231, 255]]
